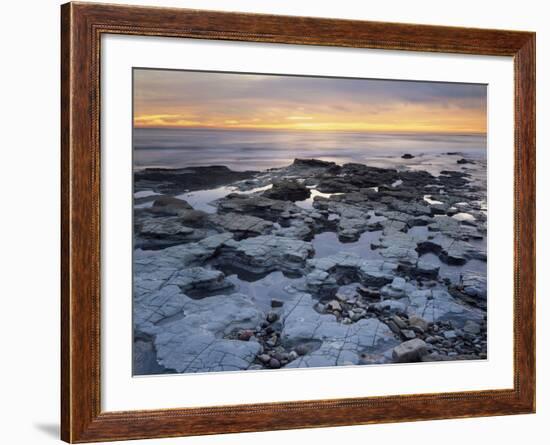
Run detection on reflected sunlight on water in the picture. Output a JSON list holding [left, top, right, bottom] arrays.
[[134, 127, 486, 171]]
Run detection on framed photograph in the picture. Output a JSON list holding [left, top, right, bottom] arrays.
[[61, 2, 535, 442]]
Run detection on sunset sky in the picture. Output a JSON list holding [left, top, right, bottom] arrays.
[[133, 69, 487, 134]]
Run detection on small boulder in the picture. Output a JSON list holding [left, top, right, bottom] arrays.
[[152, 196, 193, 210], [392, 339, 429, 363], [178, 209, 209, 227], [258, 354, 271, 364], [408, 315, 429, 332], [263, 179, 310, 201], [386, 320, 401, 335], [326, 300, 342, 312], [288, 351, 299, 361], [391, 314, 407, 330]]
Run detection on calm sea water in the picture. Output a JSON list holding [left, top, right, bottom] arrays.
[[134, 128, 486, 172]]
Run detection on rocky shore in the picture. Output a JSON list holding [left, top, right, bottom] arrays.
[[133, 153, 487, 374]]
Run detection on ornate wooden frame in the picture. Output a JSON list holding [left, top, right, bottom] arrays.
[[61, 2, 536, 442]]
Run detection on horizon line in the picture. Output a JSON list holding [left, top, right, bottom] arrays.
[[133, 125, 487, 136]]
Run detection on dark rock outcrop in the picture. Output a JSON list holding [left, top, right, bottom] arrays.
[[263, 179, 311, 201], [135, 165, 257, 194]]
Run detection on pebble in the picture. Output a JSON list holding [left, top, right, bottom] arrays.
[[295, 344, 309, 356], [327, 300, 342, 312], [273, 352, 287, 362], [409, 326, 424, 335], [258, 354, 271, 364], [335, 292, 349, 302], [408, 315, 428, 332], [392, 315, 407, 330], [401, 329, 416, 340], [387, 320, 401, 335], [266, 335, 278, 347], [271, 299, 284, 308], [266, 311, 279, 323], [238, 330, 254, 341], [268, 358, 281, 369], [443, 330, 457, 340], [463, 320, 481, 335]]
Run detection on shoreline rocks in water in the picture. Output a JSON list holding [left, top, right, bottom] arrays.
[[133, 155, 487, 374], [134, 165, 258, 195], [263, 179, 311, 201]]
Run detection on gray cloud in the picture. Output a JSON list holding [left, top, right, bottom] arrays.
[[134, 69, 486, 111]]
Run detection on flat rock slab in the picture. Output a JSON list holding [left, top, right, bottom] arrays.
[[219, 235, 314, 274], [373, 231, 419, 265], [380, 277, 416, 299], [306, 253, 398, 294], [428, 215, 484, 240], [273, 219, 314, 240], [166, 267, 233, 294], [134, 233, 234, 299], [406, 288, 485, 328], [417, 233, 486, 265], [281, 293, 398, 368], [134, 284, 187, 334], [462, 272, 487, 300], [216, 193, 303, 221], [140, 217, 195, 237], [140, 289, 264, 373], [209, 212, 274, 237]]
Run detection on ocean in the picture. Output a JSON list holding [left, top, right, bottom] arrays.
[[133, 127, 487, 172]]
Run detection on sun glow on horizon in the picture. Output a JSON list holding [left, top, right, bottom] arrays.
[[133, 70, 487, 135]]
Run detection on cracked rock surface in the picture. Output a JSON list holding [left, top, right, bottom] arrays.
[[281, 293, 398, 367], [133, 155, 488, 374]]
